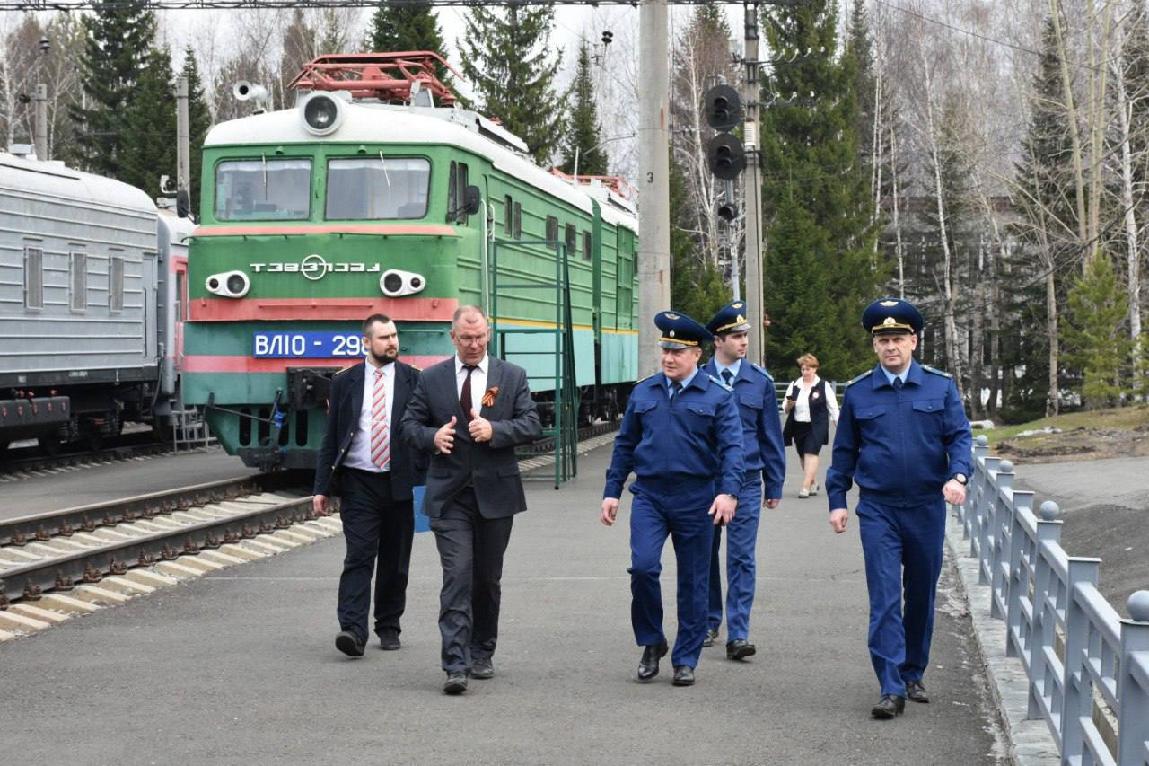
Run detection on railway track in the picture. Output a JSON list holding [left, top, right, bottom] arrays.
[[0, 425, 619, 636], [0, 431, 192, 483]]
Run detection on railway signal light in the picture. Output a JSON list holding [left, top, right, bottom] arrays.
[[707, 134, 746, 180], [717, 201, 737, 222], [703, 84, 742, 132]]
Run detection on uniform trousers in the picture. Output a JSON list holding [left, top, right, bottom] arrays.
[[856, 495, 946, 697], [628, 480, 715, 668], [706, 473, 763, 640], [429, 487, 514, 674], [337, 469, 414, 643]]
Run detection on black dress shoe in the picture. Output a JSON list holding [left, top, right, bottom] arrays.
[[470, 657, 494, 680], [636, 640, 669, 682], [906, 680, 929, 703], [336, 630, 365, 658], [702, 628, 719, 648], [871, 695, 906, 719], [377, 629, 401, 651], [671, 665, 695, 686], [725, 639, 757, 660], [443, 672, 468, 695]]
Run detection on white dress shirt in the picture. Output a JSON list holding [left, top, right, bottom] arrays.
[[786, 374, 839, 424], [345, 360, 395, 472], [455, 354, 489, 414]]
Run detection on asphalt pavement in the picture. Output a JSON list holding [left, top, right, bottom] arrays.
[[0, 443, 1003, 765]]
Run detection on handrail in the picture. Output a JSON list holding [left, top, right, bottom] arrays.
[[957, 435, 1149, 764]]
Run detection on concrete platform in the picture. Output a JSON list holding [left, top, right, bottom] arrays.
[[0, 445, 1003, 765]]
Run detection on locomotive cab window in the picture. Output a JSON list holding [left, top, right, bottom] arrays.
[[446, 161, 470, 224], [327, 157, 430, 220], [215, 158, 312, 221]]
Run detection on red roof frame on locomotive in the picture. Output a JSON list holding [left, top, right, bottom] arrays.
[[288, 51, 461, 106]]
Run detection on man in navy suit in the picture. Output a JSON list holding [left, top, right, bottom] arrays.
[[401, 305, 541, 695], [313, 313, 423, 658]]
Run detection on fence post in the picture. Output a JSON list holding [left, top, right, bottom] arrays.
[[1000, 490, 1033, 628], [1060, 554, 1100, 763], [962, 435, 990, 536], [981, 460, 1013, 586], [971, 455, 1000, 558], [1117, 591, 1149, 765], [1028, 499, 1062, 721]]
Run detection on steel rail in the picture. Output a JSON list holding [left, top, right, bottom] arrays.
[[0, 492, 314, 606], [0, 472, 303, 547]]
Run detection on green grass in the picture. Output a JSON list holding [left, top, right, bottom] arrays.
[[979, 405, 1149, 446]]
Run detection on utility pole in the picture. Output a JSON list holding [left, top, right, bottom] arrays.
[[741, 2, 765, 364], [637, 0, 671, 378], [33, 84, 48, 161], [175, 75, 191, 217]]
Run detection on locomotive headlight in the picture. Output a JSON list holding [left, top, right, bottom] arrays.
[[301, 93, 342, 136], [379, 269, 426, 297], [206, 270, 251, 298]]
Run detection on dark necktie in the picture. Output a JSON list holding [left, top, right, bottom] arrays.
[[892, 376, 903, 392], [460, 364, 476, 418], [669, 381, 682, 401], [721, 369, 734, 386]]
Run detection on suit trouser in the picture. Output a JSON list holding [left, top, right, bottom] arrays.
[[430, 487, 514, 673], [706, 473, 763, 640], [337, 469, 414, 643], [856, 495, 946, 697], [628, 482, 714, 668]]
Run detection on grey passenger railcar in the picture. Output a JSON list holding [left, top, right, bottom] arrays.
[[0, 151, 177, 450]]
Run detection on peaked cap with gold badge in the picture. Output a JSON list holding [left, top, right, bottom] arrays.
[[655, 310, 710, 349], [706, 301, 752, 336], [861, 297, 924, 336]]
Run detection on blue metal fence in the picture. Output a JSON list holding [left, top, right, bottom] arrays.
[[958, 435, 1149, 765]]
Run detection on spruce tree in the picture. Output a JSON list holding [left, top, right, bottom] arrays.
[[457, 4, 562, 165], [759, 0, 881, 380], [1061, 256, 1131, 408], [69, 0, 156, 177], [1011, 16, 1078, 417], [366, 1, 448, 81], [181, 48, 212, 214], [670, 157, 730, 327], [119, 47, 175, 199], [558, 41, 607, 176]]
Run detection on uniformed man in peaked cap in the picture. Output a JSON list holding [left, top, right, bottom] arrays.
[[826, 297, 972, 719], [601, 311, 744, 687], [701, 302, 786, 661]]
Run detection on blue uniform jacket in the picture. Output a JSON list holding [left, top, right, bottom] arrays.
[[702, 358, 786, 499], [826, 360, 972, 510], [604, 370, 744, 500]]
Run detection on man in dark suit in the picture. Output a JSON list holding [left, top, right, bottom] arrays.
[[313, 313, 423, 658], [401, 305, 541, 695]]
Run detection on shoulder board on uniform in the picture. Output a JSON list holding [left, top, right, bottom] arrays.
[[749, 363, 774, 382], [921, 364, 952, 378], [845, 369, 873, 387], [635, 372, 659, 387], [707, 374, 733, 392]]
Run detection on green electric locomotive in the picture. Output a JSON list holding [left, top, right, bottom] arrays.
[[181, 53, 639, 470]]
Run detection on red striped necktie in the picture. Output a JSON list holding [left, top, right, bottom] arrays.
[[371, 367, 390, 470]]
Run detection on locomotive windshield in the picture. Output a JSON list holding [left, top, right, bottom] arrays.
[[214, 158, 311, 221], [325, 157, 430, 220]]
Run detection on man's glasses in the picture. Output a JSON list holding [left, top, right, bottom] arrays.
[[455, 335, 486, 345]]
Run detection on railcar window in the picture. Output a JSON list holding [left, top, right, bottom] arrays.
[[504, 195, 513, 233], [565, 224, 576, 258], [327, 157, 430, 220], [23, 246, 43, 310], [546, 216, 558, 248], [583, 231, 592, 261], [513, 202, 522, 238], [109, 255, 125, 312], [69, 252, 87, 312], [215, 158, 312, 221]]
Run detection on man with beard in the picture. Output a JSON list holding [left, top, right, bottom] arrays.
[[314, 313, 423, 658]]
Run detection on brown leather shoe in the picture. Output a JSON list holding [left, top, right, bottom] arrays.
[[906, 680, 929, 703], [871, 695, 906, 719]]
